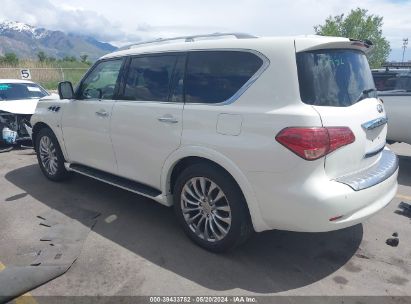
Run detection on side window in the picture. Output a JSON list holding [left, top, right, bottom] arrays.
[[185, 51, 263, 104], [123, 55, 177, 102], [79, 59, 123, 100]]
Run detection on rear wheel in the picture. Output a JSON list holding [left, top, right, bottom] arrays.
[[35, 128, 70, 181], [174, 163, 253, 252]]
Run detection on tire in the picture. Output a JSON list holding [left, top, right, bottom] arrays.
[[35, 128, 70, 181], [0, 145, 13, 153], [173, 163, 253, 252]]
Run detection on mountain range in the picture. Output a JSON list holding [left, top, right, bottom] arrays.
[[0, 21, 117, 61]]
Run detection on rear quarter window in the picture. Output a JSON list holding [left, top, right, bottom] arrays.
[[185, 51, 263, 104]]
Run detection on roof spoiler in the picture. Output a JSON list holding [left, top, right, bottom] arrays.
[[349, 38, 374, 53], [295, 37, 374, 54]]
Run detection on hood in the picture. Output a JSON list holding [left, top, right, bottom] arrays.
[[0, 98, 40, 115]]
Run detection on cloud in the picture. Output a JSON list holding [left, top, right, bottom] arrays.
[[0, 0, 137, 42], [1, 0, 411, 60]]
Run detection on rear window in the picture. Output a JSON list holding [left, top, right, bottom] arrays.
[[297, 50, 376, 107], [185, 51, 263, 104]]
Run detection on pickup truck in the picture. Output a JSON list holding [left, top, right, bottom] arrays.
[[372, 68, 411, 145]]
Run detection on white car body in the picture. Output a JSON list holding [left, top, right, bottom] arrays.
[[372, 69, 411, 145], [0, 79, 53, 114], [381, 94, 411, 144], [0, 98, 40, 114], [31, 35, 398, 234]]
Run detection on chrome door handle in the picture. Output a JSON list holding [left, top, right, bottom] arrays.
[[158, 115, 178, 124], [95, 110, 109, 117]]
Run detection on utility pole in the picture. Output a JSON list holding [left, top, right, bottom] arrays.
[[402, 38, 408, 63]]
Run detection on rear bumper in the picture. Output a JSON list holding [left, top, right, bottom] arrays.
[[335, 149, 398, 191], [247, 148, 398, 232]]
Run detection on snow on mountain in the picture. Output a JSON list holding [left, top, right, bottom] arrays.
[[0, 21, 51, 40], [0, 21, 117, 60]]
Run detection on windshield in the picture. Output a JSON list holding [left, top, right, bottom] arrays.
[[0, 83, 48, 101], [297, 49, 376, 107]]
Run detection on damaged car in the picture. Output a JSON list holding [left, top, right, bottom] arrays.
[[0, 79, 51, 151]]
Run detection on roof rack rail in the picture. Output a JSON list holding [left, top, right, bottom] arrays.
[[126, 32, 257, 49]]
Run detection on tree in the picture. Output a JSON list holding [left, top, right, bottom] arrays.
[[37, 51, 47, 62], [0, 53, 19, 66], [62, 56, 77, 62], [314, 8, 391, 68], [80, 54, 88, 64]]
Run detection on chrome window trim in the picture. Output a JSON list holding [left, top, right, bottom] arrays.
[[334, 149, 398, 191]]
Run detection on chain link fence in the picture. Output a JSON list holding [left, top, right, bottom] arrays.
[[0, 67, 89, 90]]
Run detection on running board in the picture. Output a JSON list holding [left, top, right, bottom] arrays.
[[67, 164, 162, 198]]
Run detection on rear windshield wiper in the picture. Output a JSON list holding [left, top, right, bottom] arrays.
[[356, 88, 377, 102]]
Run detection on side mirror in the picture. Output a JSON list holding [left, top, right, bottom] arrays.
[[58, 81, 75, 99]]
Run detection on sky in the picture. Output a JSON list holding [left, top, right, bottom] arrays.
[[0, 0, 410, 61]]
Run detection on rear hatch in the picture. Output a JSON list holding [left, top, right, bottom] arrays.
[[295, 41, 387, 179]]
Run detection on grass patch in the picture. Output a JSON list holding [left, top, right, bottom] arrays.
[[0, 60, 90, 91]]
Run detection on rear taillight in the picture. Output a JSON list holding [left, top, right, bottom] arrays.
[[327, 127, 356, 153], [275, 127, 355, 161]]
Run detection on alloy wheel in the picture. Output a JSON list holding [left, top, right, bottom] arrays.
[[39, 135, 58, 176], [180, 177, 232, 242]]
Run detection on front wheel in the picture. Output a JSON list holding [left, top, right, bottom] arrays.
[[35, 128, 70, 181], [174, 163, 253, 252]]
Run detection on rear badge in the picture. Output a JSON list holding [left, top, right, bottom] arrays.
[[362, 117, 388, 130], [377, 104, 384, 113]]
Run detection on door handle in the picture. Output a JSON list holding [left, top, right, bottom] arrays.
[[95, 109, 109, 118], [158, 115, 178, 124]]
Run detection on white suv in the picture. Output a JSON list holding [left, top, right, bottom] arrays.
[[31, 33, 399, 252]]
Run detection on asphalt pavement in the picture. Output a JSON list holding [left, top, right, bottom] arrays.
[[0, 143, 410, 302]]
